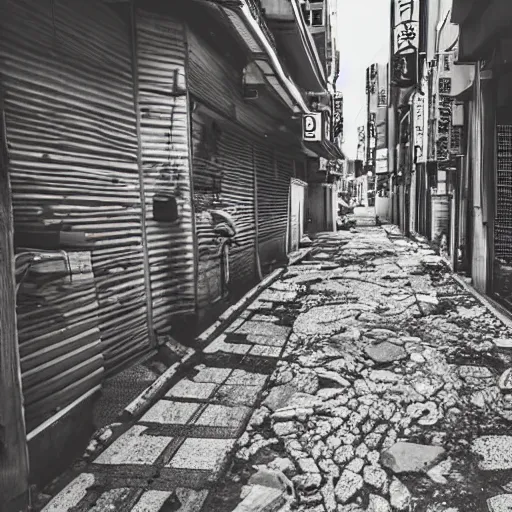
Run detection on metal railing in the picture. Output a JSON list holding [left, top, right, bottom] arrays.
[[244, 0, 278, 51]]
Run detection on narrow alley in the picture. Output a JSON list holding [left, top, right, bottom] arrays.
[[39, 221, 512, 512]]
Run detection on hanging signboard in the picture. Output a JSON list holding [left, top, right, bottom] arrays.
[[413, 92, 426, 163], [333, 93, 343, 139], [391, 0, 420, 88], [378, 64, 388, 107], [303, 113, 323, 141]]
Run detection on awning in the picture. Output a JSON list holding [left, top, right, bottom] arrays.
[[451, 83, 473, 102], [449, 65, 475, 101], [457, 0, 512, 62], [303, 139, 344, 160]]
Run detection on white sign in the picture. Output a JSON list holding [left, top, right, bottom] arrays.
[[413, 92, 425, 163], [393, 0, 419, 53], [376, 148, 388, 160], [392, 0, 420, 87], [376, 159, 388, 174], [303, 113, 322, 141]]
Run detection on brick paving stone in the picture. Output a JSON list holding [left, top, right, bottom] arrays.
[[246, 334, 288, 347], [195, 404, 251, 428], [249, 345, 283, 358], [258, 289, 297, 302], [89, 488, 132, 511], [130, 489, 208, 512], [213, 384, 261, 407], [250, 314, 280, 323], [247, 300, 273, 311], [42, 473, 95, 512], [167, 438, 236, 472], [174, 489, 209, 511], [166, 380, 217, 400], [225, 369, 269, 387], [236, 321, 291, 337], [193, 367, 232, 384], [95, 426, 172, 465], [131, 491, 172, 512], [203, 334, 251, 355], [140, 401, 200, 425]]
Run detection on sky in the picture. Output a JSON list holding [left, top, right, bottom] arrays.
[[336, 0, 391, 159]]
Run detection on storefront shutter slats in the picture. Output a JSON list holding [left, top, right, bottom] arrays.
[[136, 11, 196, 328], [1, 0, 149, 431]]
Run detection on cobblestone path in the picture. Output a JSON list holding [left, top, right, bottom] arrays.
[[41, 226, 512, 512]]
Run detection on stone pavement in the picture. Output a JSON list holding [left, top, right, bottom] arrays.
[[40, 225, 512, 512]]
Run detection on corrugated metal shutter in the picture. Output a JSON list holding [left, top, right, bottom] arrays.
[[191, 106, 256, 308], [255, 145, 293, 271], [187, 29, 238, 119], [217, 131, 256, 288], [136, 10, 196, 331], [15, 251, 103, 433], [1, 0, 149, 376]]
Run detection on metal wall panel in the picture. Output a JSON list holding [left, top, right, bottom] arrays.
[[0, 0, 149, 382], [136, 10, 196, 330], [191, 105, 256, 308], [255, 145, 294, 271]]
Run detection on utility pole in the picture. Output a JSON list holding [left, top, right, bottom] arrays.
[[0, 94, 29, 512]]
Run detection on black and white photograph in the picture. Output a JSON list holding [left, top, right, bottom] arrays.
[[1, 0, 511, 511]]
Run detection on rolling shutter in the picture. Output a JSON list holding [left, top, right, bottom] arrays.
[[191, 106, 256, 307], [15, 251, 103, 434], [136, 10, 196, 330], [187, 29, 238, 119], [0, 0, 149, 380], [217, 130, 256, 289], [255, 144, 293, 271]]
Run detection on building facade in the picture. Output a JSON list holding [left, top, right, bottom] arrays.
[[385, 0, 512, 317], [0, 0, 343, 504]]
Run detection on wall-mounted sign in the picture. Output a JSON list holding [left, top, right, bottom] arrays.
[[391, 0, 420, 88], [413, 92, 425, 164], [376, 158, 388, 174], [333, 93, 343, 139], [303, 113, 323, 141]]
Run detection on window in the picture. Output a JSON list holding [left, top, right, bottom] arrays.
[[311, 8, 323, 26], [301, 4, 311, 24]]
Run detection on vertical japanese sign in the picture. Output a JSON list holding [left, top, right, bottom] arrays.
[[391, 0, 420, 88], [413, 92, 425, 163], [376, 64, 388, 149], [377, 64, 388, 107], [333, 93, 344, 140]]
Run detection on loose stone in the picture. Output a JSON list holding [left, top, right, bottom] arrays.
[[381, 442, 446, 474], [389, 478, 412, 511], [363, 464, 389, 492], [367, 494, 392, 512], [334, 470, 364, 504]]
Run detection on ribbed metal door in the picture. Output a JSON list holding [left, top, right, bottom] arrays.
[[136, 10, 196, 330], [191, 105, 256, 308], [187, 29, 238, 119], [255, 145, 293, 272], [1, 0, 147, 413], [217, 130, 256, 289]]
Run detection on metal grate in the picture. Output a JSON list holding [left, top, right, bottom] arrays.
[[495, 125, 512, 261]]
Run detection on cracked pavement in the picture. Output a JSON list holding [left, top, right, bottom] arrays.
[[210, 226, 512, 512], [39, 225, 512, 512]]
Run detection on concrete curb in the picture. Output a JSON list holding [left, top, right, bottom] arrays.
[[451, 274, 512, 331], [120, 252, 313, 422], [195, 267, 286, 349], [120, 348, 196, 422], [406, 230, 512, 330]]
